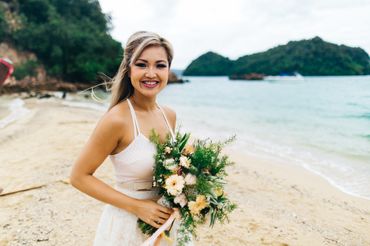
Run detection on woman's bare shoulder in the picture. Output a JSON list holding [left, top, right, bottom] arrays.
[[101, 100, 130, 130]]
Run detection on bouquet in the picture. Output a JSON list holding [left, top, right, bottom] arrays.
[[138, 129, 237, 245]]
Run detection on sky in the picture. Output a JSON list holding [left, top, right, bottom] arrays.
[[98, 0, 370, 69]]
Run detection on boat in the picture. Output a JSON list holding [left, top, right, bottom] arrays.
[[0, 58, 14, 86], [229, 73, 265, 81], [264, 72, 304, 81]]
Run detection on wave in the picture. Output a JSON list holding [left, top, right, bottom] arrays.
[[61, 100, 108, 112], [344, 113, 370, 120], [357, 113, 370, 119], [346, 102, 370, 110], [0, 98, 30, 129]]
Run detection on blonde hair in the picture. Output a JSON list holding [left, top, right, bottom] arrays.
[[109, 31, 174, 109]]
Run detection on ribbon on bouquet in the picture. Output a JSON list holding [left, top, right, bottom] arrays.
[[141, 209, 181, 246]]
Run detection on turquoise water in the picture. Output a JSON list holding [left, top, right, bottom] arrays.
[[158, 76, 370, 200]]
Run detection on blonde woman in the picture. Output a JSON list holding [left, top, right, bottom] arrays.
[[70, 31, 192, 245]]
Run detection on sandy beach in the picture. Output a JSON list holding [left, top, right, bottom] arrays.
[[1, 96, 370, 246]]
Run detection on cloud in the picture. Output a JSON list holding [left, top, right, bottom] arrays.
[[99, 0, 370, 69]]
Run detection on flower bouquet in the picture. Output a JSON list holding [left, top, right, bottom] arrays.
[[138, 129, 237, 245]]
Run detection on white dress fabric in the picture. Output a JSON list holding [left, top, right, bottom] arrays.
[[93, 99, 194, 246]]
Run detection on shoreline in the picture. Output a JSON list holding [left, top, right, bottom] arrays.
[[0, 96, 370, 245], [230, 142, 370, 202], [300, 162, 370, 202], [229, 148, 370, 203]]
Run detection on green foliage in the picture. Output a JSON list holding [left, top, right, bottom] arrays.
[[13, 60, 39, 80], [0, 6, 8, 40], [19, 0, 51, 23], [209, 196, 237, 227], [183, 37, 370, 76], [183, 51, 233, 76], [7, 0, 123, 83], [178, 213, 196, 242], [137, 218, 157, 235], [191, 135, 236, 177], [233, 37, 370, 75]]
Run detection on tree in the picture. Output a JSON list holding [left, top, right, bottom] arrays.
[[10, 0, 123, 83]]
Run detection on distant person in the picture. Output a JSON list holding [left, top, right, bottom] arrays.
[[70, 31, 191, 245]]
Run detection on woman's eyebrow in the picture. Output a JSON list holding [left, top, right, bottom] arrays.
[[137, 59, 167, 63]]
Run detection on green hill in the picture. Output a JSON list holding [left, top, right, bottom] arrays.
[[184, 37, 370, 76], [0, 0, 123, 83], [183, 51, 233, 76]]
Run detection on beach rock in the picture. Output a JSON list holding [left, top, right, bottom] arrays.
[[0, 43, 36, 66], [0, 77, 93, 95], [168, 71, 188, 84]]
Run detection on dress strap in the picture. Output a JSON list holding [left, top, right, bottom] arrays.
[[157, 105, 176, 141], [128, 98, 175, 141], [126, 99, 141, 137]]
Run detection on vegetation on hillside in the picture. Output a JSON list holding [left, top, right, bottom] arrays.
[[0, 0, 123, 83], [184, 37, 370, 76], [183, 51, 233, 76]]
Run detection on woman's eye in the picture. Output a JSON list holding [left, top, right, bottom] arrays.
[[157, 64, 167, 68], [135, 63, 146, 68]]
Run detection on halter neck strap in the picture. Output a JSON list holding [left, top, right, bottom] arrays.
[[127, 98, 175, 141]]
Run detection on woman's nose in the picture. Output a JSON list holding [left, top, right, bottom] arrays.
[[145, 67, 156, 78]]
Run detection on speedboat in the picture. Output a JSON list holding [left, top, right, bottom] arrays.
[[264, 72, 304, 81]]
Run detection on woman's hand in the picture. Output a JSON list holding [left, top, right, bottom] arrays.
[[134, 199, 174, 228]]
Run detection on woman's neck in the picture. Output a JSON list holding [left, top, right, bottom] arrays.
[[129, 93, 158, 112]]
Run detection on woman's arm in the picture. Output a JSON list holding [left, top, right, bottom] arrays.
[[70, 110, 173, 228], [70, 111, 138, 212]]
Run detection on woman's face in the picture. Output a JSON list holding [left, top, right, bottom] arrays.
[[129, 45, 170, 98]]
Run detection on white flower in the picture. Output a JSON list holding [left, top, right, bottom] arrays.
[[163, 158, 174, 165], [184, 173, 197, 185], [165, 146, 172, 154], [165, 174, 185, 196], [179, 155, 191, 168], [174, 193, 188, 207], [163, 158, 177, 171]]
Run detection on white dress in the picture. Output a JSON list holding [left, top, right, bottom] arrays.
[[93, 99, 194, 246]]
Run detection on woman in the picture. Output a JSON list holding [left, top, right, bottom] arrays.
[[70, 31, 191, 245]]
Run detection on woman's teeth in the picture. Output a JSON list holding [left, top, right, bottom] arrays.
[[142, 81, 159, 88]]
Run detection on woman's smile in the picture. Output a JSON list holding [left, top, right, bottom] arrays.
[[141, 80, 160, 88]]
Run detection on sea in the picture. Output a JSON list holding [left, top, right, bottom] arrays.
[[1, 76, 370, 200]]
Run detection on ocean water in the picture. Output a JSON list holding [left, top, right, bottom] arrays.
[[158, 76, 370, 200], [1, 76, 370, 200]]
